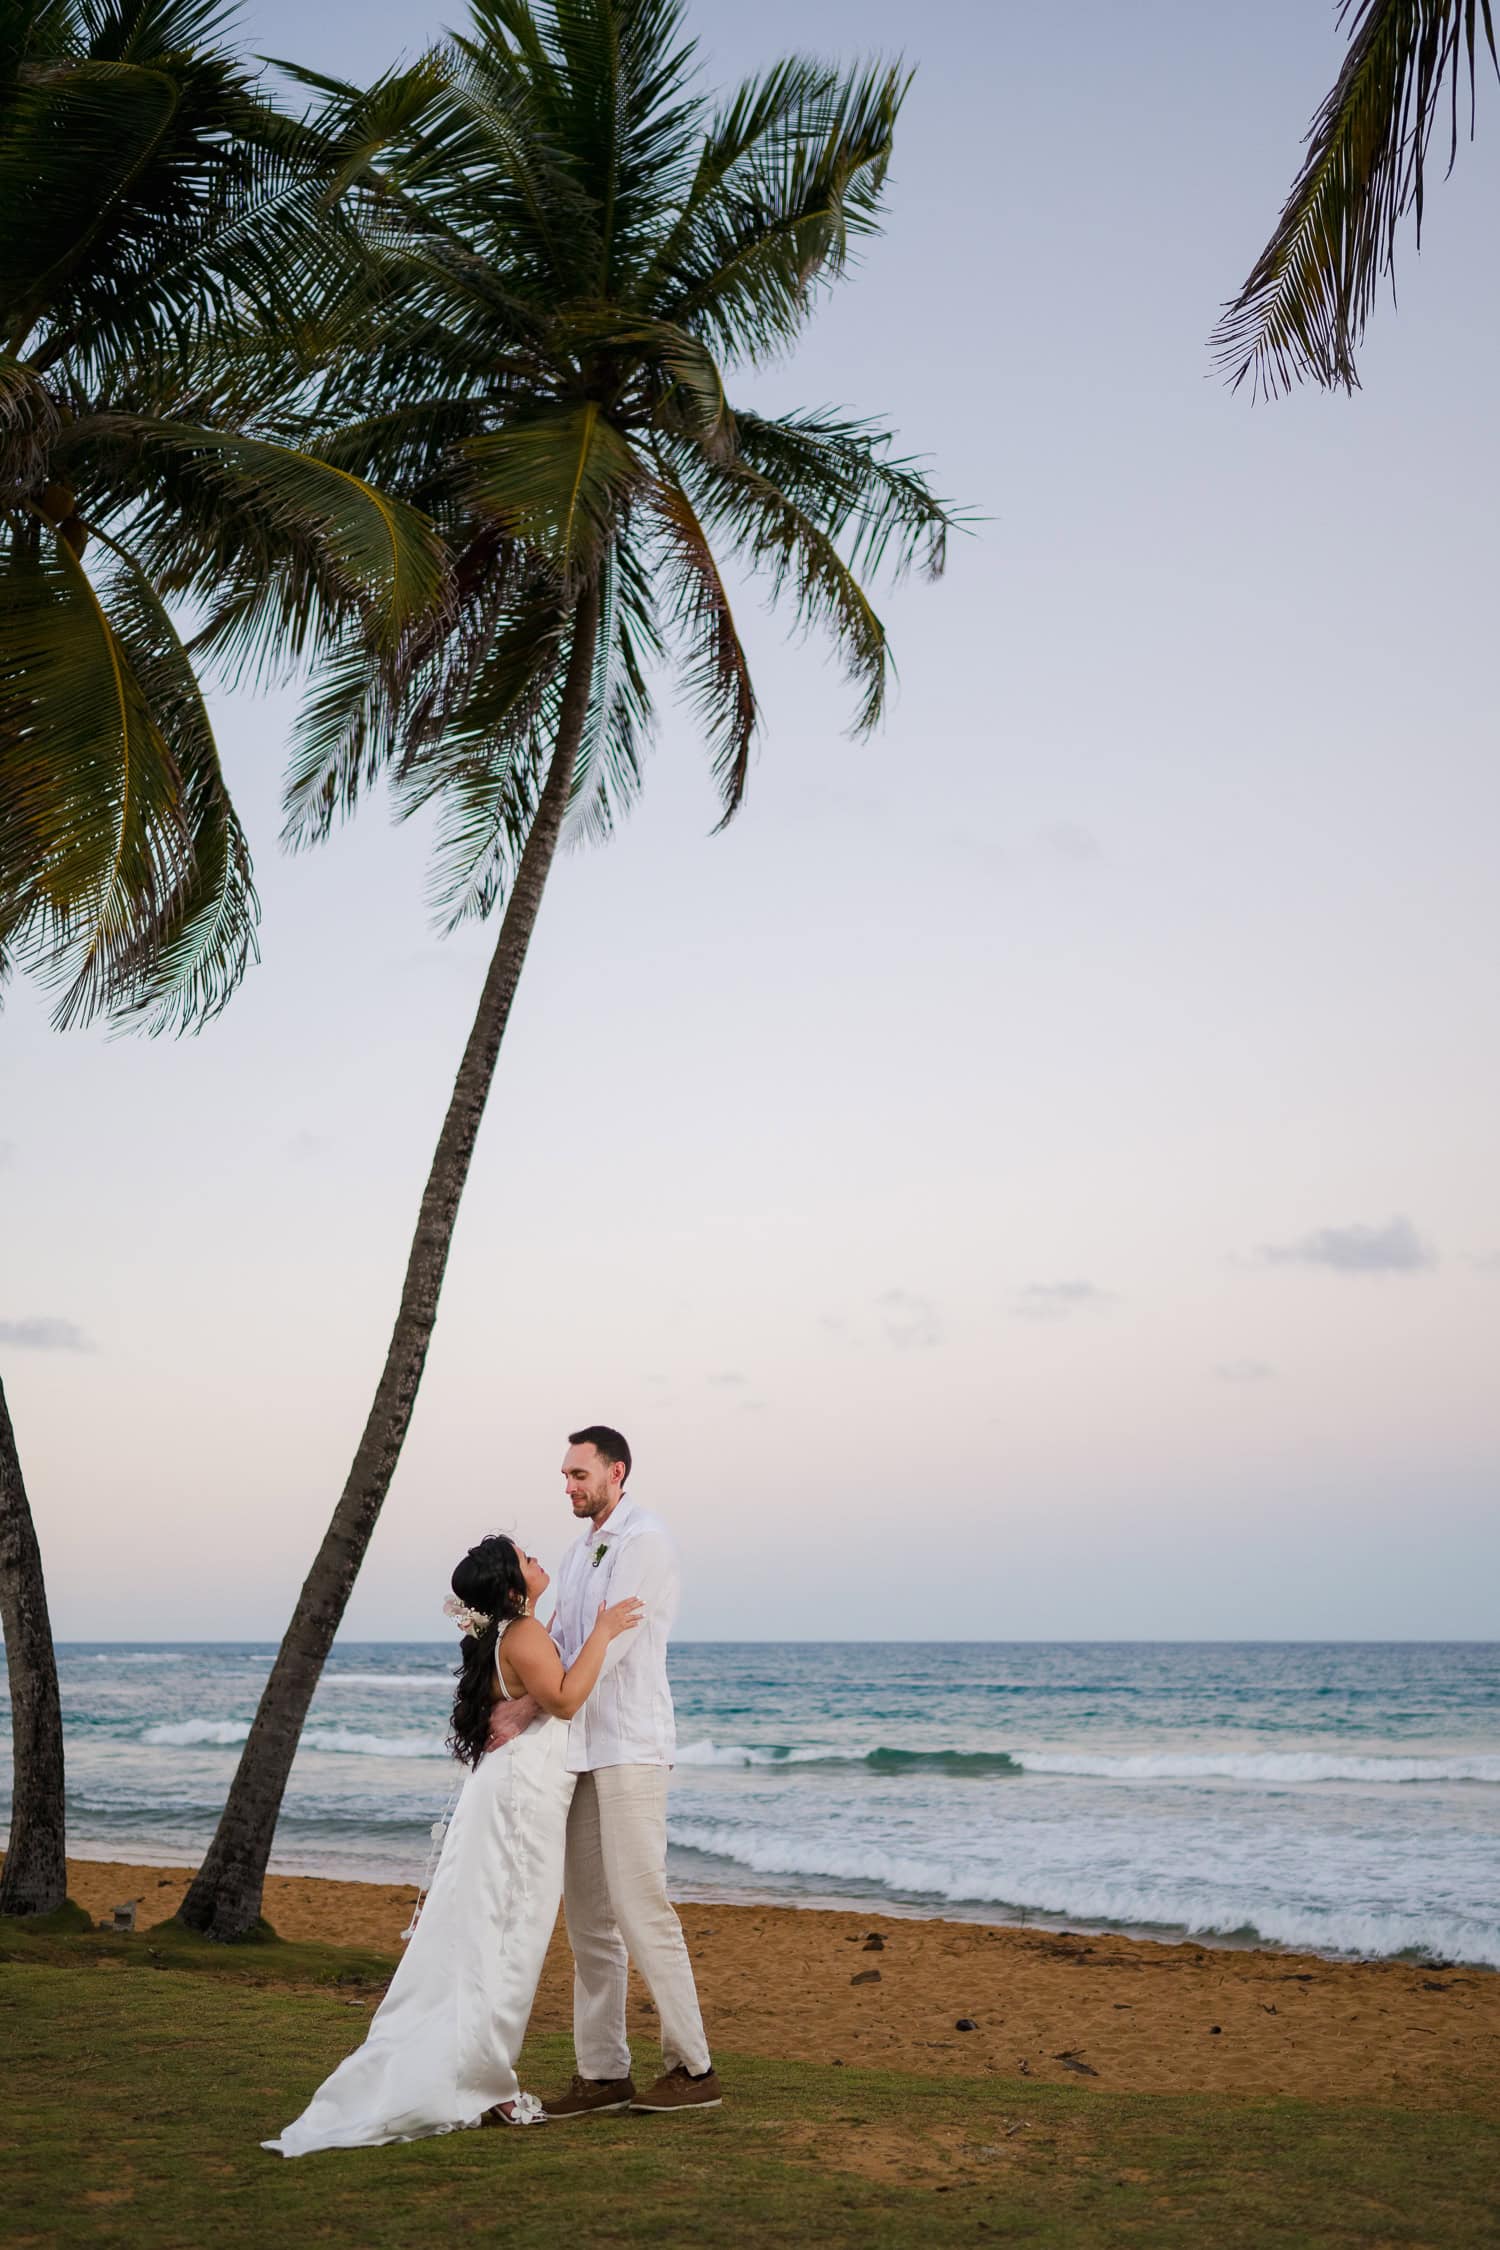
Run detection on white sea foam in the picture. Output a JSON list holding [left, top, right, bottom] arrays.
[[75, 1651, 186, 1664], [665, 1819, 1500, 1968], [320, 1674, 452, 1689], [675, 1739, 830, 1768], [1017, 1749, 1500, 1785], [143, 1720, 251, 1746], [142, 1719, 449, 1757], [302, 1728, 449, 1758]]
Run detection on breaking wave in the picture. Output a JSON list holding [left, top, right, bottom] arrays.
[[674, 1739, 1025, 1775], [672, 1740, 1497, 1784]]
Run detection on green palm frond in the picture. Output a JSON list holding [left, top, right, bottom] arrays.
[[562, 539, 621, 846], [392, 599, 565, 925], [463, 401, 647, 582], [1213, 0, 1499, 396], [0, 0, 448, 1031], [731, 408, 952, 580], [647, 466, 756, 820], [86, 525, 258, 1031], [2, 7, 336, 389], [278, 636, 399, 850], [530, 0, 703, 284], [558, 530, 661, 849], [78, 416, 448, 692], [0, 354, 62, 497], [268, 0, 953, 921], [268, 50, 453, 204], [566, 309, 733, 449], [0, 55, 182, 351], [657, 61, 907, 361], [112, 419, 446, 637], [687, 448, 890, 737], [641, 54, 838, 292], [280, 534, 541, 856], [441, 14, 603, 294], [0, 521, 193, 1028]]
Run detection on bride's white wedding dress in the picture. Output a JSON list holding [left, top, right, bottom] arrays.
[[264, 1631, 574, 2157]]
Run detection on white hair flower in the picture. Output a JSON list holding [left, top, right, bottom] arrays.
[[443, 1594, 493, 1635]]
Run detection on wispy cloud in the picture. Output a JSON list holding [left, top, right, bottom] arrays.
[[1469, 1252, 1500, 1276], [1039, 819, 1100, 862], [285, 1132, 331, 1162], [0, 1317, 92, 1352], [1215, 1359, 1275, 1384], [1012, 1281, 1115, 1321], [878, 1290, 943, 1350], [1258, 1216, 1435, 1274], [0, 1140, 15, 1169], [707, 1371, 745, 1388]]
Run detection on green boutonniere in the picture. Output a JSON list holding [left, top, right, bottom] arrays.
[[591, 1542, 608, 1568]]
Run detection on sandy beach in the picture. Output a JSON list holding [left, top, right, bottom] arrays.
[[62, 1856, 1500, 2119]]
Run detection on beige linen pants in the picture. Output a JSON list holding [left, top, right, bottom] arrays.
[[564, 1764, 710, 2080]]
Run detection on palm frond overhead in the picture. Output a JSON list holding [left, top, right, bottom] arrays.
[[730, 409, 952, 581], [685, 447, 890, 739], [102, 417, 447, 645], [647, 465, 755, 819], [86, 527, 258, 1032], [267, 0, 956, 936], [1213, 0, 1499, 396], [389, 593, 568, 923], [0, 522, 196, 1028], [655, 60, 908, 362], [0, 0, 449, 1029], [463, 401, 648, 583]]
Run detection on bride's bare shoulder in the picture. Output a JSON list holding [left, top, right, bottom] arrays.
[[503, 1617, 551, 1648], [500, 1617, 555, 1667]]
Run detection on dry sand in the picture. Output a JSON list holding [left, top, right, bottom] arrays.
[[59, 1858, 1499, 2117]]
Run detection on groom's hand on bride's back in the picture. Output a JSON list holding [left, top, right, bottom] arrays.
[[485, 1694, 540, 1751]]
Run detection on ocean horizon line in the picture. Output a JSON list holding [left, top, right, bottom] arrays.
[[27, 1633, 1500, 1650]]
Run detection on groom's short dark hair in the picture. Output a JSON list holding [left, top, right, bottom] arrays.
[[569, 1424, 631, 1483]]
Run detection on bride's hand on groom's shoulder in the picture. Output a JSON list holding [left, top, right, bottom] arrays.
[[597, 1596, 645, 1641]]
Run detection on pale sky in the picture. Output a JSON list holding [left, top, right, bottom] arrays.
[[2, 0, 1497, 1641]]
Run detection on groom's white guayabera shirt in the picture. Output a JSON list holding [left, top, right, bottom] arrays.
[[549, 1497, 679, 1773]]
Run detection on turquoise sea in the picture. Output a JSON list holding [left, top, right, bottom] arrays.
[[5, 1640, 1498, 1966]]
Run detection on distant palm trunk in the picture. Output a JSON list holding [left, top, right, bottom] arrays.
[[178, 585, 600, 1940], [0, 1374, 68, 1917]]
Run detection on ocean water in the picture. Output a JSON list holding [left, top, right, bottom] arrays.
[[3, 1641, 1497, 1967]]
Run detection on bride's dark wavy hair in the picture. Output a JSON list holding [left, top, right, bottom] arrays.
[[447, 1534, 529, 1769]]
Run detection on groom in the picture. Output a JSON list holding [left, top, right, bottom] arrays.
[[501, 1424, 721, 2116]]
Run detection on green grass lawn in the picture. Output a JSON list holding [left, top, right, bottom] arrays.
[[2, 1922, 1496, 2249]]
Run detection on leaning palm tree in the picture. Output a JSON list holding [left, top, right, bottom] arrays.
[[0, 0, 444, 1031], [1213, 0, 1498, 396], [179, 0, 957, 1939], [0, 1376, 67, 1917], [0, 0, 443, 1918]]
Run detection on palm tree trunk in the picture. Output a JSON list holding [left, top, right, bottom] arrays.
[[178, 583, 600, 1940], [0, 1374, 68, 1917]]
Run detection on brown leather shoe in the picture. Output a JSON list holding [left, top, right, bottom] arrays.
[[542, 2073, 636, 2120], [630, 2065, 723, 2113]]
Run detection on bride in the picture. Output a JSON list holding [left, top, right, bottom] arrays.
[[264, 1533, 641, 2155]]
